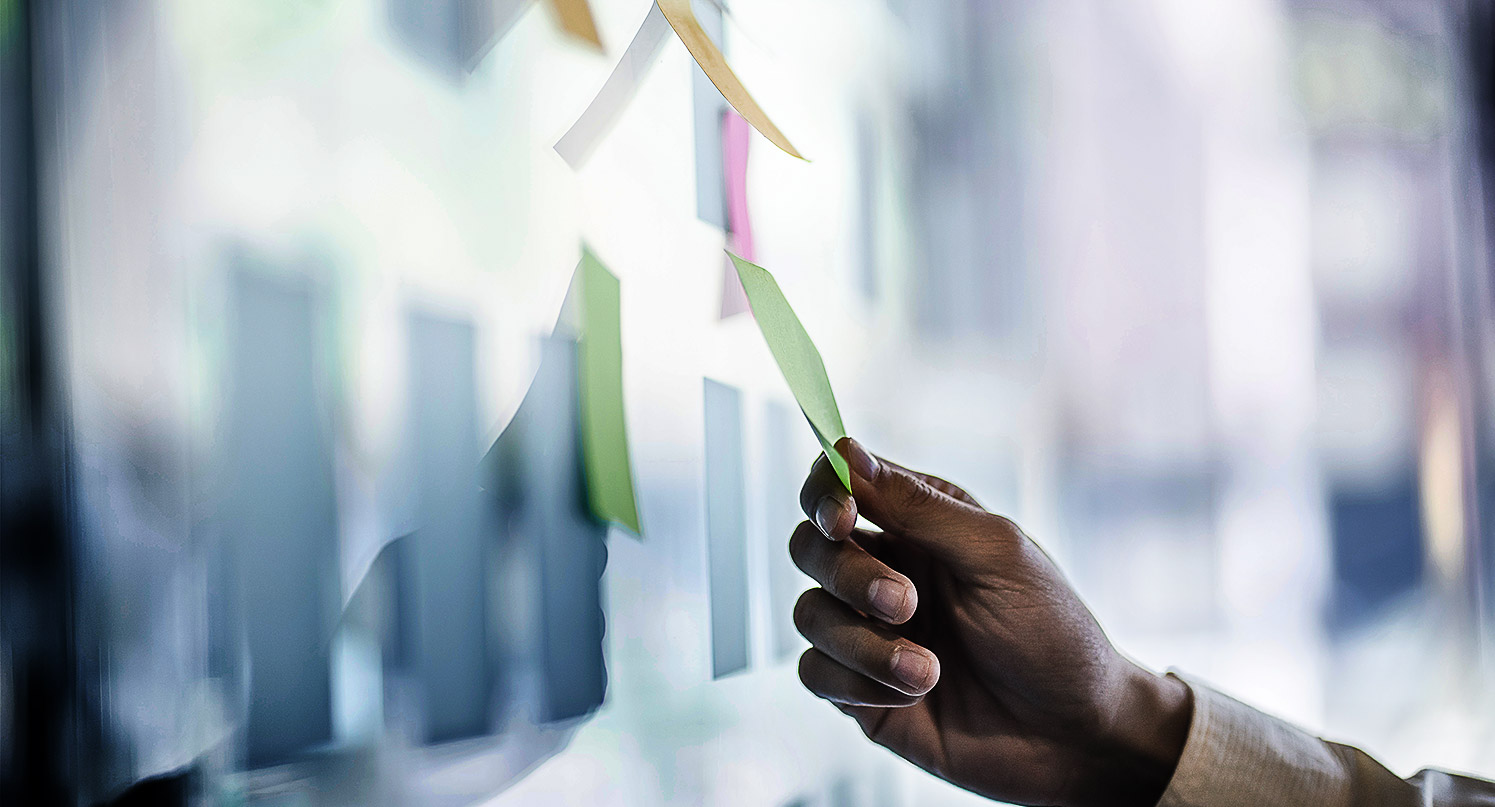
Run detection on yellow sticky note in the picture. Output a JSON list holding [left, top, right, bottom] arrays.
[[549, 0, 604, 51], [656, 0, 804, 160]]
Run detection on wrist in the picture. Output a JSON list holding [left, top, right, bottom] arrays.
[[1107, 665, 1193, 802], [1068, 664, 1193, 807], [1114, 666, 1192, 770]]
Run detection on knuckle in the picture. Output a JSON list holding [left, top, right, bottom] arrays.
[[821, 552, 853, 595], [981, 513, 1032, 553], [989, 513, 1024, 538], [845, 628, 882, 669], [898, 477, 940, 510]]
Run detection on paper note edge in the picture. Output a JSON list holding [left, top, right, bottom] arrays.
[[655, 0, 806, 161]]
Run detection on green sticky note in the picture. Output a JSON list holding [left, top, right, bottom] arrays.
[[728, 252, 851, 491], [577, 247, 643, 534]]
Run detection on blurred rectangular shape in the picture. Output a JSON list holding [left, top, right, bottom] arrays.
[[223, 269, 337, 768], [704, 378, 750, 677], [690, 0, 728, 228], [854, 112, 879, 299], [387, 0, 528, 75], [1327, 476, 1424, 631], [720, 111, 754, 318], [723, 110, 755, 262], [405, 311, 493, 743]]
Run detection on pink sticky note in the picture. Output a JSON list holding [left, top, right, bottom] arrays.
[[720, 110, 754, 318], [723, 109, 755, 260]]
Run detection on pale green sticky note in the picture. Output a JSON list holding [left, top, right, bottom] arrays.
[[578, 247, 642, 534], [728, 252, 851, 490]]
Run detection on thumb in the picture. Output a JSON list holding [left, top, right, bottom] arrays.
[[837, 438, 992, 563]]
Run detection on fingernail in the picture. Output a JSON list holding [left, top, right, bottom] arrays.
[[813, 496, 842, 538], [868, 578, 909, 622], [891, 647, 935, 691], [845, 438, 878, 481]]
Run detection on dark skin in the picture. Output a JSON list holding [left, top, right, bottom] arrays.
[[791, 438, 1193, 807]]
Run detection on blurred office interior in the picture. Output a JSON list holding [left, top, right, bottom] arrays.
[[4, 0, 1495, 804]]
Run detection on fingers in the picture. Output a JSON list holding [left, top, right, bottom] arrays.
[[797, 442, 980, 542], [793, 588, 940, 696], [799, 455, 857, 540], [799, 649, 922, 707], [835, 437, 1001, 563], [880, 457, 982, 508], [789, 521, 916, 624]]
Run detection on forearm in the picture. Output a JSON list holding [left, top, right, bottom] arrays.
[[1154, 675, 1495, 807]]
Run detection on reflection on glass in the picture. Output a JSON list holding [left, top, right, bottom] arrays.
[[486, 338, 608, 723]]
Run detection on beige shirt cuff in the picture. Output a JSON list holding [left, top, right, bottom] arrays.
[[1155, 673, 1416, 807]]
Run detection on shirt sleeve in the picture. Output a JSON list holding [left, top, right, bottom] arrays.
[[1156, 674, 1495, 807]]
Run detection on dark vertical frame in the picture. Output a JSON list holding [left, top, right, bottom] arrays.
[[1460, 0, 1495, 646], [0, 0, 82, 802]]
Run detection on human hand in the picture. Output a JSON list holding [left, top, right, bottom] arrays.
[[790, 438, 1192, 807]]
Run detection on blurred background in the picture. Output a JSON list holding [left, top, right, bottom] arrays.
[[4, 0, 1495, 804]]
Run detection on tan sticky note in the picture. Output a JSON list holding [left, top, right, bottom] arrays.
[[655, 0, 804, 160], [549, 0, 604, 51]]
